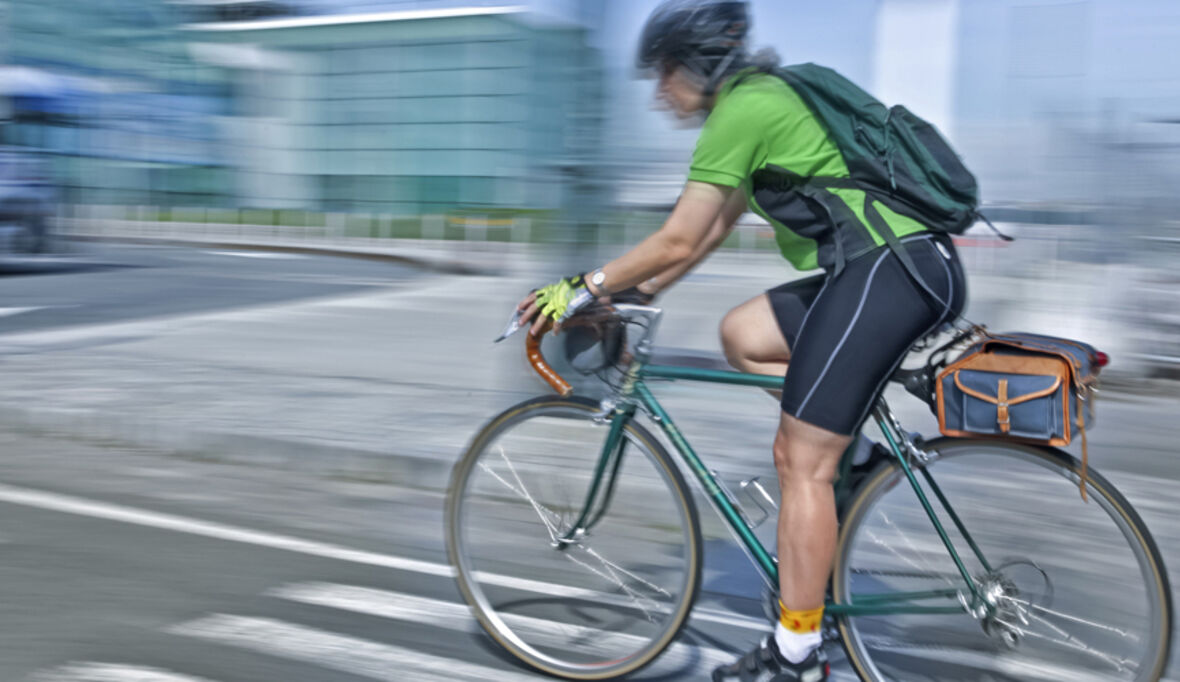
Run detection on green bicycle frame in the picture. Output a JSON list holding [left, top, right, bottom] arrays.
[[561, 358, 992, 618]]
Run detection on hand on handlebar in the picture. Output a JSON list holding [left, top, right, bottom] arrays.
[[515, 274, 607, 337], [516, 290, 557, 338]]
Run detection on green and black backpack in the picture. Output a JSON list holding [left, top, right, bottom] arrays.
[[752, 63, 1007, 287]]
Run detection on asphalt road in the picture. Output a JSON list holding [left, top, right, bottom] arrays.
[[0, 243, 1176, 681], [0, 429, 780, 682], [0, 244, 773, 681], [0, 243, 423, 333]]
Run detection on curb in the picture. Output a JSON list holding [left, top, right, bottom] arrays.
[[0, 403, 456, 489], [62, 233, 497, 277]]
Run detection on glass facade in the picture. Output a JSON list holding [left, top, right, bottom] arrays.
[[186, 9, 602, 214], [0, 2, 603, 214], [2, 0, 234, 206]]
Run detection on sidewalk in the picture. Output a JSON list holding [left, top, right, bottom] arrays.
[[56, 216, 527, 276], [2, 218, 1171, 492], [6, 220, 804, 491]]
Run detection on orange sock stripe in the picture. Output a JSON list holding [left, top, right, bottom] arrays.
[[779, 602, 824, 634]]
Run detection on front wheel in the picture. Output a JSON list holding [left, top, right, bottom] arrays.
[[833, 438, 1172, 682], [445, 395, 703, 680]]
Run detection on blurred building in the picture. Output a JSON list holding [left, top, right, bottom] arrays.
[[0, 0, 233, 206], [182, 4, 604, 214], [0, 0, 604, 214]]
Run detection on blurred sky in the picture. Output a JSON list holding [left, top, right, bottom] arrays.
[[592, 0, 1180, 205], [280, 0, 1180, 142]]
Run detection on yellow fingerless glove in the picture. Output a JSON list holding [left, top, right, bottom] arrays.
[[535, 273, 595, 323]]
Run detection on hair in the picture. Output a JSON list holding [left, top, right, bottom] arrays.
[[746, 46, 781, 72], [722, 46, 780, 94]]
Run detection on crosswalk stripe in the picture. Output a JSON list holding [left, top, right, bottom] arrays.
[[0, 483, 767, 633], [471, 569, 768, 632], [30, 662, 220, 682], [0, 306, 47, 318], [268, 582, 734, 673], [168, 614, 542, 682]]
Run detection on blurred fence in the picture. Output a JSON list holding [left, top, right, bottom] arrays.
[[53, 203, 1180, 381]]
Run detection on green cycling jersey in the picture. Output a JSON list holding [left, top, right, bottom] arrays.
[[688, 68, 930, 271]]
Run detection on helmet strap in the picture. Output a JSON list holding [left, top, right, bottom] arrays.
[[702, 49, 738, 98]]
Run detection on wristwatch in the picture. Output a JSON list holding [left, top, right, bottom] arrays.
[[588, 268, 608, 296]]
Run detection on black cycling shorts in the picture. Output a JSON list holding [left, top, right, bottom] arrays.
[[768, 233, 967, 435]]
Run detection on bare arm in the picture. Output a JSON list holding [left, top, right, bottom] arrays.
[[520, 180, 734, 335], [635, 183, 747, 296]]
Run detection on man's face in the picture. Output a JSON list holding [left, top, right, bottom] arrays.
[[656, 62, 706, 119]]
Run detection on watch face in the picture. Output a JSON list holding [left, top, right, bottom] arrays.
[[591, 271, 606, 286]]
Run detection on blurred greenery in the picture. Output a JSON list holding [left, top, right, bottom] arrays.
[[112, 206, 780, 250]]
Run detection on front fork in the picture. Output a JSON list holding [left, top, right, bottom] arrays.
[[554, 399, 635, 547]]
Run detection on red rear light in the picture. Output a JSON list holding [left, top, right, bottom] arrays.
[[1094, 351, 1109, 367]]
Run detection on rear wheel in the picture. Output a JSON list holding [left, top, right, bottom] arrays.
[[834, 438, 1172, 681], [446, 395, 704, 680]]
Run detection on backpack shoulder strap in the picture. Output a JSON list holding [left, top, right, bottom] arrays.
[[863, 198, 955, 316]]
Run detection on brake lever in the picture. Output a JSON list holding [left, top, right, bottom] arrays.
[[494, 307, 527, 343]]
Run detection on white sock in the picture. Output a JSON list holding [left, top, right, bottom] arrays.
[[773, 622, 822, 664]]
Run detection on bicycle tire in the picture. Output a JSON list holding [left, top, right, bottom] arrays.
[[833, 437, 1173, 682], [446, 395, 704, 680]]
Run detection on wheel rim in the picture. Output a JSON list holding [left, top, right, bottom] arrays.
[[835, 441, 1169, 682], [449, 402, 700, 677]]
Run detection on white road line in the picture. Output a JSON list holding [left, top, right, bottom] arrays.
[[0, 483, 766, 633], [0, 306, 48, 318], [169, 615, 541, 682], [204, 251, 307, 259], [470, 570, 768, 633], [270, 582, 733, 673], [861, 637, 1112, 682], [30, 662, 220, 682], [0, 288, 401, 348], [0, 483, 452, 575]]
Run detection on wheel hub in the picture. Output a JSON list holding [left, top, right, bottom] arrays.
[[977, 571, 1028, 648]]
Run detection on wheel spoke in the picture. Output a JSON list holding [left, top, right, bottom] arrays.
[[865, 511, 957, 588], [562, 549, 663, 623], [1017, 599, 1136, 639], [836, 441, 1169, 681], [448, 400, 701, 678], [477, 447, 563, 541], [993, 615, 1135, 672]]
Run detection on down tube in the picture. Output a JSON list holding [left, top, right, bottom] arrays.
[[634, 382, 779, 584]]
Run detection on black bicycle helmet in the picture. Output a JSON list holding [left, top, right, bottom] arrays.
[[636, 0, 749, 95]]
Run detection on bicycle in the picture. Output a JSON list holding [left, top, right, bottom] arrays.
[[446, 303, 1173, 681]]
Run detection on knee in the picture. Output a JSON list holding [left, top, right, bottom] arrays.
[[719, 309, 747, 370], [772, 420, 845, 488], [772, 432, 804, 485]]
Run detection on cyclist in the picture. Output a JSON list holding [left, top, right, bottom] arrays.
[[516, 1, 967, 679]]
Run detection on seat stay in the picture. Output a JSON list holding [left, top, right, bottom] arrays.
[[918, 465, 995, 574], [871, 401, 985, 605]]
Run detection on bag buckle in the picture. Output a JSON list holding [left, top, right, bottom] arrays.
[[996, 397, 1010, 432]]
